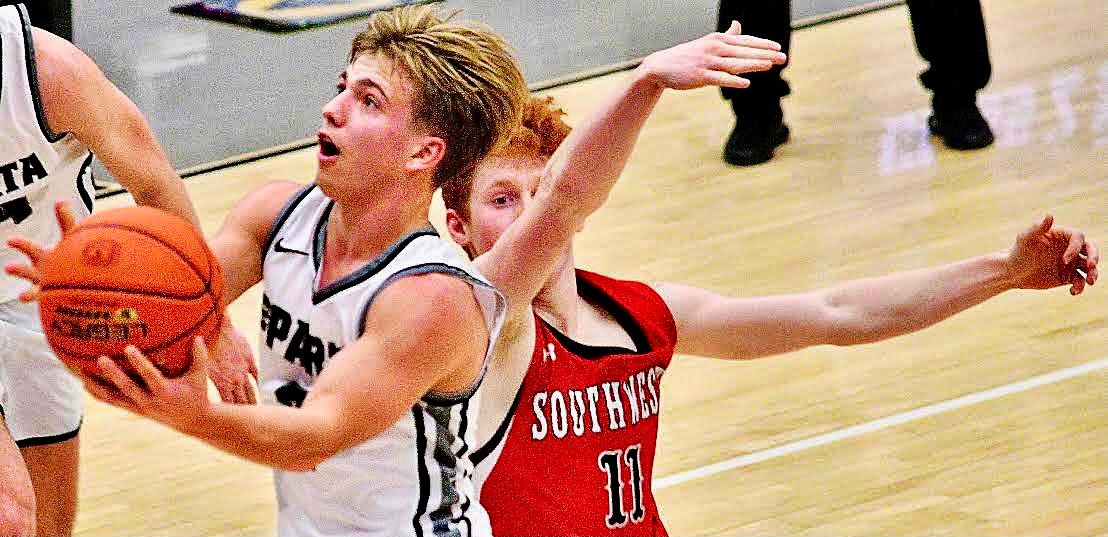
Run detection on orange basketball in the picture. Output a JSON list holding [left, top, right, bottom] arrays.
[[37, 206, 223, 378]]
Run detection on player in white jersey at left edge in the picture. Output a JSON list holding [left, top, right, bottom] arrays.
[[0, 4, 255, 536]]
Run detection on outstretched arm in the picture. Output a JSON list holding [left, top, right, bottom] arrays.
[[658, 215, 1098, 359], [475, 23, 787, 322]]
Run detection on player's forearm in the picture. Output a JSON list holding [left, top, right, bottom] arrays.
[[99, 104, 202, 228], [175, 403, 337, 472], [823, 252, 1014, 345], [126, 177, 201, 228], [542, 68, 664, 217]]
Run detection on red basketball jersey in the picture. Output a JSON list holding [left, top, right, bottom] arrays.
[[474, 270, 678, 536]]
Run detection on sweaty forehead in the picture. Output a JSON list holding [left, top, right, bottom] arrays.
[[475, 156, 544, 193]]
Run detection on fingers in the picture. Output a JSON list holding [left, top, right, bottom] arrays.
[[6, 235, 49, 269], [233, 380, 256, 405], [1069, 272, 1086, 295], [96, 355, 153, 408], [703, 71, 751, 89], [1061, 229, 1086, 265], [719, 33, 783, 52], [83, 374, 141, 414], [724, 20, 741, 36], [1082, 239, 1099, 285], [189, 337, 211, 385], [123, 346, 169, 396], [55, 201, 78, 234], [18, 287, 40, 303], [710, 57, 777, 76], [215, 382, 235, 404], [5, 261, 39, 283], [1037, 214, 1054, 235]]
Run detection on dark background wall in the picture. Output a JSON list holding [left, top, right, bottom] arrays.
[[53, 1, 889, 172]]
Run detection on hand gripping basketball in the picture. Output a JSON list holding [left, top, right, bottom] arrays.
[[22, 203, 224, 378]]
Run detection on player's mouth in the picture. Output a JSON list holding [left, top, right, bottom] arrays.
[[318, 133, 340, 162]]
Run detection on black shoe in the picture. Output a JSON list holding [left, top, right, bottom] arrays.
[[723, 103, 790, 166], [927, 96, 994, 150]]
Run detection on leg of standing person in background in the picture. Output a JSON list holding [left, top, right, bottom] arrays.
[[906, 0, 994, 149], [719, 0, 793, 166], [0, 415, 36, 536]]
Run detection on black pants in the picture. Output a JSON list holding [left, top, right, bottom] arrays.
[[21, 0, 72, 41], [719, 0, 991, 105]]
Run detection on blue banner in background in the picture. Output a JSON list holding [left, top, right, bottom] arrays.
[[170, 0, 441, 32]]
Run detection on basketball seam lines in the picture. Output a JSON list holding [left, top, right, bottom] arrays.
[[65, 222, 213, 283], [43, 219, 221, 375]]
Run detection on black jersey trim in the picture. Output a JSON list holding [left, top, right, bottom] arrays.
[[17, 5, 64, 143], [310, 224, 440, 305], [537, 272, 652, 359], [261, 183, 316, 265], [75, 152, 94, 212], [412, 405, 430, 537], [309, 198, 331, 272], [470, 382, 523, 466], [13, 417, 82, 447], [354, 262, 499, 405]]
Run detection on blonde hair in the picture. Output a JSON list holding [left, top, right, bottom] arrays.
[[350, 5, 528, 188], [441, 95, 572, 220]]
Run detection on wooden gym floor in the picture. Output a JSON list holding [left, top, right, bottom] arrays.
[[82, 0, 1106, 534]]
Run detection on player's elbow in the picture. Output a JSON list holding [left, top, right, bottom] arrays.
[[278, 444, 339, 472], [282, 455, 327, 473], [0, 483, 36, 536], [823, 307, 910, 347], [819, 296, 886, 347]]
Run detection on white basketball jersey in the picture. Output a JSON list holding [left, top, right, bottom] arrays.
[[258, 185, 505, 537], [0, 4, 94, 302]]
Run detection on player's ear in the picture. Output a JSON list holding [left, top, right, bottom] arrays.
[[445, 208, 471, 249], [406, 135, 446, 174]]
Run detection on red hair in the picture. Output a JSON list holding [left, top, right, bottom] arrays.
[[442, 95, 571, 219]]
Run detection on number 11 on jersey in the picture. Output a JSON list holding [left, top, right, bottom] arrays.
[[598, 444, 645, 528]]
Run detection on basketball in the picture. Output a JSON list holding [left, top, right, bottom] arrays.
[[37, 206, 224, 379]]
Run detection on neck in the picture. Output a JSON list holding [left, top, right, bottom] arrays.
[[325, 179, 433, 263]]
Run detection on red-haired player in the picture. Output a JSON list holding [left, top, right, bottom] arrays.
[[441, 31, 1097, 537]]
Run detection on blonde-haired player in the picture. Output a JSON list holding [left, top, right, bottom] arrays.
[[11, 5, 525, 536]]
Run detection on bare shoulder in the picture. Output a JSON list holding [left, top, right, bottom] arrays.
[[222, 180, 309, 239], [31, 28, 100, 131], [367, 272, 487, 340], [30, 27, 87, 81], [376, 272, 482, 320]]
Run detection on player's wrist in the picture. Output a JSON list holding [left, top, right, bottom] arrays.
[[630, 60, 667, 91]]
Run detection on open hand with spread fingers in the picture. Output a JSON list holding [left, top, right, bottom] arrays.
[[637, 21, 788, 91], [4, 200, 78, 302]]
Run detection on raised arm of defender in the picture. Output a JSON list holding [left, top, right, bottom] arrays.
[[472, 23, 786, 321]]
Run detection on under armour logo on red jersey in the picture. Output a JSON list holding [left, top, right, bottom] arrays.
[[542, 342, 557, 362]]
